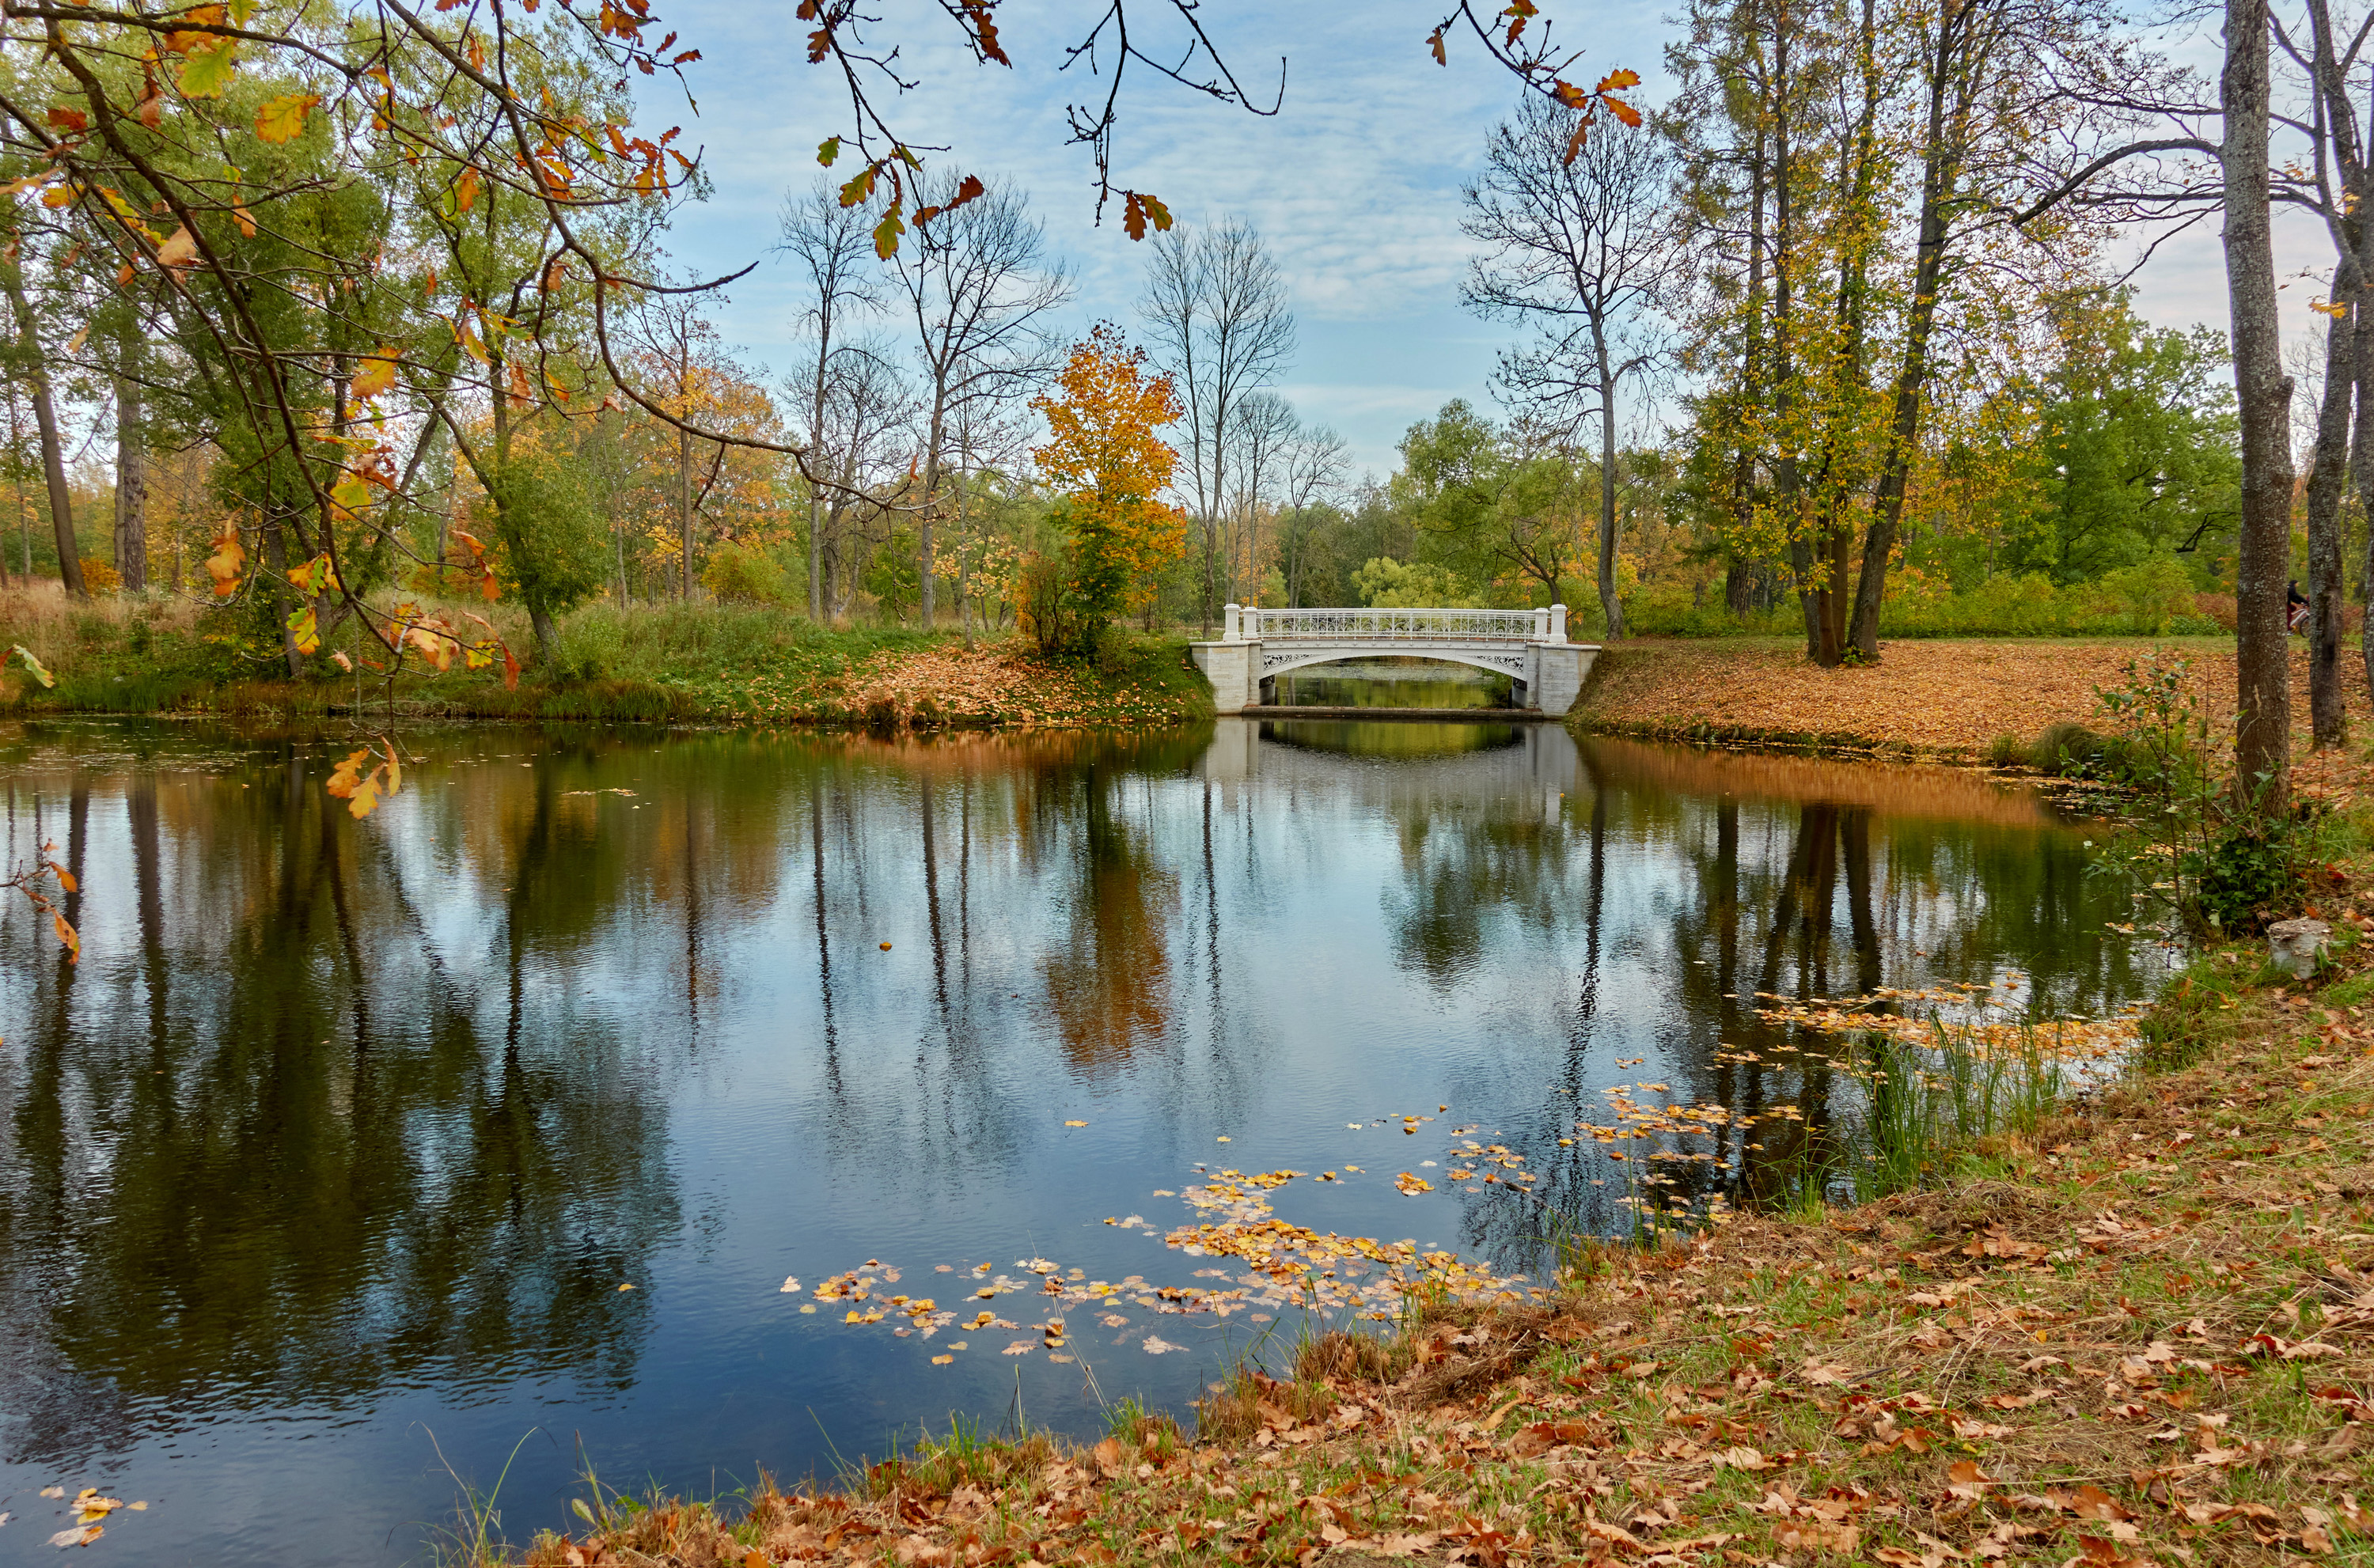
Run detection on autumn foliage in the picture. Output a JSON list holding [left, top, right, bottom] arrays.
[[1030, 325, 1188, 650]]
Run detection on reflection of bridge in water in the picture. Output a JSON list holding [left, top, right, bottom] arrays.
[[1194, 716, 1580, 824], [1189, 605, 1600, 717]]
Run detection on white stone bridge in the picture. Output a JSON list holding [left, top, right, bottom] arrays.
[[1189, 605, 1599, 716]]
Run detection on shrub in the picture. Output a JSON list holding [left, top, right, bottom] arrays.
[[1986, 733, 2028, 768], [1016, 552, 1094, 659], [79, 558, 120, 596], [2085, 648, 2337, 936], [700, 541, 789, 604]]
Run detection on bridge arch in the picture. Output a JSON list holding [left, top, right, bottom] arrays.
[[1256, 646, 1529, 683]]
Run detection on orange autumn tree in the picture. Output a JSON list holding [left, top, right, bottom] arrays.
[[1030, 325, 1189, 646]]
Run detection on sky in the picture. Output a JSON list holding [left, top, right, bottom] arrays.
[[631, 0, 2328, 480]]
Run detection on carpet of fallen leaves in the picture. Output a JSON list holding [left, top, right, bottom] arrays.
[[499, 822, 2374, 1568], [1581, 638, 2374, 762]]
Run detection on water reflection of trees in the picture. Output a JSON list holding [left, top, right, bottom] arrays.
[[0, 718, 2145, 1464], [1447, 744, 2141, 1267], [0, 727, 686, 1465]]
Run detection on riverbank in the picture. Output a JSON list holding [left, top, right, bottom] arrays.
[[468, 829, 2374, 1566], [0, 589, 1212, 729], [1576, 637, 2359, 763]]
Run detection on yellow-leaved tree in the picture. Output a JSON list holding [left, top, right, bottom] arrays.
[[1029, 324, 1188, 650]]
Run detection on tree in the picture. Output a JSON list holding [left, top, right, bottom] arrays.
[[1139, 218, 1296, 631], [889, 175, 1070, 628], [481, 430, 607, 657], [2222, 0, 2295, 801], [1030, 324, 1189, 642], [1397, 401, 1590, 609], [1463, 100, 1676, 637], [779, 181, 883, 623]]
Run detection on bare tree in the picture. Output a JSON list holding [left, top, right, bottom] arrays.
[[779, 182, 885, 623], [816, 343, 918, 622], [888, 175, 1071, 628], [1462, 101, 1675, 638], [1140, 218, 1297, 632], [1277, 422, 1348, 606], [943, 395, 1032, 639], [1227, 390, 1299, 603]]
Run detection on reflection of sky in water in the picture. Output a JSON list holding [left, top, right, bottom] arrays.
[[0, 717, 2143, 1566]]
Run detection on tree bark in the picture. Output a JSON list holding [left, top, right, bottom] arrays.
[[1595, 334, 1624, 638], [2306, 289, 2353, 748], [2222, 0, 2296, 805], [1849, 1, 1963, 660], [3, 265, 85, 599], [114, 369, 147, 594]]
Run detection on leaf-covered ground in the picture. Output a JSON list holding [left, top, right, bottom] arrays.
[[484, 790, 2374, 1568], [1579, 638, 2371, 761]]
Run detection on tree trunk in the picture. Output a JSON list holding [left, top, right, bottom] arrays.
[[1596, 343, 1624, 639], [919, 398, 945, 628], [2307, 288, 2354, 748], [261, 510, 301, 676], [3, 266, 85, 599], [530, 603, 559, 667], [114, 368, 147, 594], [1849, 9, 1961, 660], [677, 423, 694, 601], [2223, 0, 2296, 806], [2353, 277, 2374, 718]]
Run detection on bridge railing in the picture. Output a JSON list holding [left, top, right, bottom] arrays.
[[1228, 605, 1566, 642]]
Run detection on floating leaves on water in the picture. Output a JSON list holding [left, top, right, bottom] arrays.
[[1064, 1120, 1087, 1127], [1140, 1335, 1182, 1354], [878, 941, 892, 950], [930, 1354, 953, 1365], [38, 1489, 63, 1500], [1002, 1341, 1033, 1356], [617, 1282, 635, 1292], [779, 1276, 801, 1293], [47, 1524, 101, 1547], [1215, 1135, 1230, 1142], [1395, 1172, 1433, 1195]]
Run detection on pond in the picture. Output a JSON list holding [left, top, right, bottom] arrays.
[[0, 714, 2149, 1565]]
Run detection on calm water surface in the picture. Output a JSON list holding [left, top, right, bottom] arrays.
[[0, 714, 2146, 1564]]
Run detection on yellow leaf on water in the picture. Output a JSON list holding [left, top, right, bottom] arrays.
[[617, 1282, 635, 1292], [931, 1354, 953, 1365], [1064, 1120, 1087, 1127]]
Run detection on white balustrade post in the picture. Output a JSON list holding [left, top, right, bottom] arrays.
[[1533, 607, 1551, 640], [1244, 606, 1261, 640], [1223, 603, 1242, 643], [1549, 603, 1568, 642]]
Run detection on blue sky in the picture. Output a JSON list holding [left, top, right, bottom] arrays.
[[635, 1, 2304, 479]]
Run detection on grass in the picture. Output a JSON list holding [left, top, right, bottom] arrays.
[[0, 583, 1214, 730]]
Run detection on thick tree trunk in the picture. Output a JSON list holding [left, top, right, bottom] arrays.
[[2306, 290, 2353, 748], [2353, 281, 2374, 717], [114, 369, 147, 594], [2223, 0, 2296, 806]]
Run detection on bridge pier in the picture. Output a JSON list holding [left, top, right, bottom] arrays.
[[1189, 604, 1599, 717]]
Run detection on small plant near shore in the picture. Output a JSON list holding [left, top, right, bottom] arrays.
[[2086, 648, 2340, 936]]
